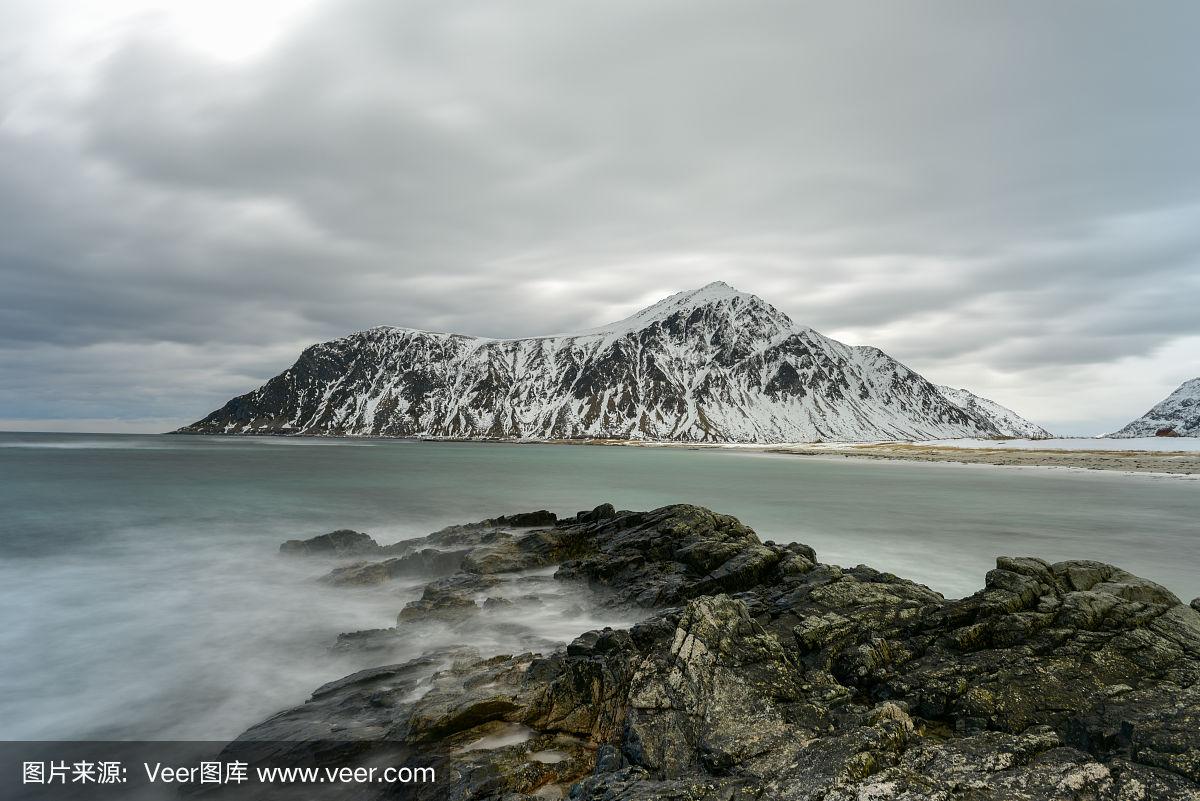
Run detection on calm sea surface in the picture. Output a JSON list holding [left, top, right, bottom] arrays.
[[1, 432, 1197, 740]]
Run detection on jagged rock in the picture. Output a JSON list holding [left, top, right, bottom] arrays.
[[322, 548, 468, 586], [285, 512, 564, 588], [554, 505, 798, 607], [236, 504, 1200, 800], [461, 536, 547, 575], [622, 595, 808, 778], [576, 503, 617, 524], [279, 529, 379, 557], [493, 511, 558, 528], [397, 575, 500, 624]]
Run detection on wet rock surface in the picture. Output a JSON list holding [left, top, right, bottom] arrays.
[[280, 528, 380, 557], [230, 504, 1200, 799]]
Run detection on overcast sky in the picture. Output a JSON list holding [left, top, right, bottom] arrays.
[[2, 1, 1198, 435]]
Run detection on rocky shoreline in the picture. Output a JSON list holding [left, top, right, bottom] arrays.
[[228, 505, 1200, 799]]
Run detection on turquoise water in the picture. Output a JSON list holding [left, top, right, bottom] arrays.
[[1, 432, 1197, 739]]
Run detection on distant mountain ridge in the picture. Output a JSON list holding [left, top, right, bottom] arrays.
[[1107, 378, 1200, 438], [177, 282, 1049, 442]]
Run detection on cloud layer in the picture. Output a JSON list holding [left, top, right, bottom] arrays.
[[3, 0, 1199, 434]]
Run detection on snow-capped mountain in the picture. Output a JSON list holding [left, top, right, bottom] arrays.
[[1107, 378, 1200, 438], [177, 282, 1049, 442], [934, 385, 1050, 440]]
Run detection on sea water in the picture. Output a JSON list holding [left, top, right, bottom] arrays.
[[1, 432, 1197, 740]]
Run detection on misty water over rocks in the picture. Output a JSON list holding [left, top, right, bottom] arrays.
[[1, 432, 1198, 742]]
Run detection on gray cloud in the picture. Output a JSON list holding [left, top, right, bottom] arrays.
[[2, 0, 1199, 433]]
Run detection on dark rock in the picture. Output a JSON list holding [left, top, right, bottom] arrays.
[[576, 503, 617, 524], [321, 548, 468, 586], [320, 560, 393, 586], [493, 510, 557, 528], [237, 504, 1200, 800], [787, 541, 818, 563], [279, 529, 378, 557], [461, 536, 541, 575], [280, 509, 562, 586], [397, 574, 499, 624], [553, 504, 808, 608]]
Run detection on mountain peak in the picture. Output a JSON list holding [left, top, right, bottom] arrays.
[[1108, 376, 1200, 437], [635, 281, 758, 314], [681, 280, 748, 300], [585, 281, 792, 337]]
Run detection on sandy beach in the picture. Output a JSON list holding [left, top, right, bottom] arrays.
[[771, 441, 1200, 475], [473, 435, 1200, 475]]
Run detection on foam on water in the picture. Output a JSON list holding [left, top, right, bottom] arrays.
[[457, 725, 535, 752]]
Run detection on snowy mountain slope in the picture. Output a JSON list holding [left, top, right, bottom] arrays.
[[934, 385, 1051, 439], [177, 282, 1047, 443], [1107, 378, 1200, 437]]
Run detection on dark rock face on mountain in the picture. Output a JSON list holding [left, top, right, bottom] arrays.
[[1109, 378, 1200, 438], [226, 505, 1200, 800], [177, 282, 1048, 442]]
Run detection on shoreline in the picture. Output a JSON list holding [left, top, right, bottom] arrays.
[[162, 430, 1200, 475], [472, 436, 1200, 476], [766, 441, 1200, 476]]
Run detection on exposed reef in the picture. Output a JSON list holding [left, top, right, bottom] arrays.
[[229, 505, 1200, 800]]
